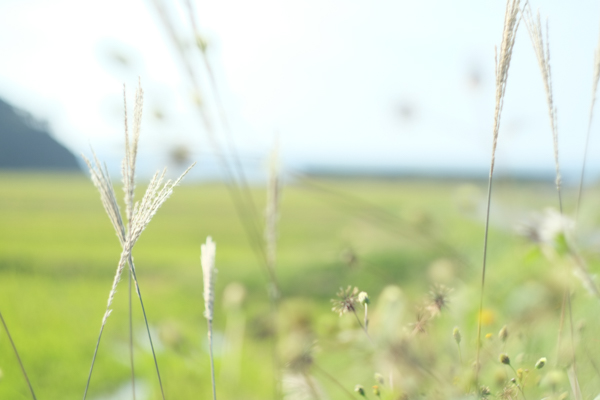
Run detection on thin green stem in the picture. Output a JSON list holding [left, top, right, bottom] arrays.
[[555, 289, 567, 367], [0, 310, 36, 400], [352, 309, 373, 344], [208, 320, 217, 400], [476, 176, 494, 384], [575, 89, 598, 223], [508, 364, 527, 400], [269, 295, 281, 400], [129, 266, 136, 400], [302, 372, 321, 400], [83, 317, 107, 399], [129, 256, 166, 400], [312, 363, 356, 400], [567, 292, 581, 400]]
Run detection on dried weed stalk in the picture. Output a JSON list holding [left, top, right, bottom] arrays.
[[523, 5, 562, 212], [477, 0, 521, 381], [82, 82, 194, 400]]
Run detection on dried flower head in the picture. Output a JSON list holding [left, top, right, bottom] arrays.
[[428, 284, 453, 314], [331, 286, 359, 316], [516, 208, 574, 252], [409, 309, 429, 335]]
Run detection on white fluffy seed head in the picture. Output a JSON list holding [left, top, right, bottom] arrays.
[[201, 236, 217, 321]]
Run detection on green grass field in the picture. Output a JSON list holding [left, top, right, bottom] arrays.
[[1, 172, 600, 399]]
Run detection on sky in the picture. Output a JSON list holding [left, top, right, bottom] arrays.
[[1, 0, 600, 181]]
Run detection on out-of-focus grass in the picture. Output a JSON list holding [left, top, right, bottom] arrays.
[[1, 172, 600, 399]]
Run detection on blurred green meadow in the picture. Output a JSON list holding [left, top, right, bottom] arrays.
[[1, 172, 600, 399]]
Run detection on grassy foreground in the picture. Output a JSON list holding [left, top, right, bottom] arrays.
[[1, 172, 599, 399]]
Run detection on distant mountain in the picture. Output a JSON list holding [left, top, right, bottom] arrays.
[[0, 98, 81, 171]]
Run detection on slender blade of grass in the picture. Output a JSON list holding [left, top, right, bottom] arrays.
[[129, 256, 166, 400], [129, 267, 136, 400], [0, 310, 37, 400]]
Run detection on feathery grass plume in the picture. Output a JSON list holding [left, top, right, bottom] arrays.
[[122, 81, 142, 400], [201, 236, 218, 400], [576, 17, 600, 220], [82, 82, 194, 400], [0, 311, 36, 400], [201, 237, 217, 321], [523, 5, 562, 212], [476, 0, 521, 382]]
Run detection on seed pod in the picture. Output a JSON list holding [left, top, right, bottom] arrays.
[[355, 385, 366, 397], [358, 291, 370, 305], [535, 357, 547, 370], [499, 325, 509, 342], [453, 327, 461, 344]]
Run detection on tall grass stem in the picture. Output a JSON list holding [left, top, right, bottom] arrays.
[[129, 268, 136, 400], [0, 310, 37, 400], [476, 0, 521, 382], [576, 22, 600, 221]]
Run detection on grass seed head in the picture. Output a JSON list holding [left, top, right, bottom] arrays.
[[201, 236, 217, 321]]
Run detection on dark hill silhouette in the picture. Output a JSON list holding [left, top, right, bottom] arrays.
[[0, 98, 81, 171]]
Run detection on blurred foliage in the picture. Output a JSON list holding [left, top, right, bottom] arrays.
[[1, 173, 600, 399]]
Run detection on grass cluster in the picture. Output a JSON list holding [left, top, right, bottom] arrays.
[[3, 0, 600, 399], [2, 173, 600, 399]]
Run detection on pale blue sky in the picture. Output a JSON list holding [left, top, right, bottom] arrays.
[[1, 0, 600, 180]]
